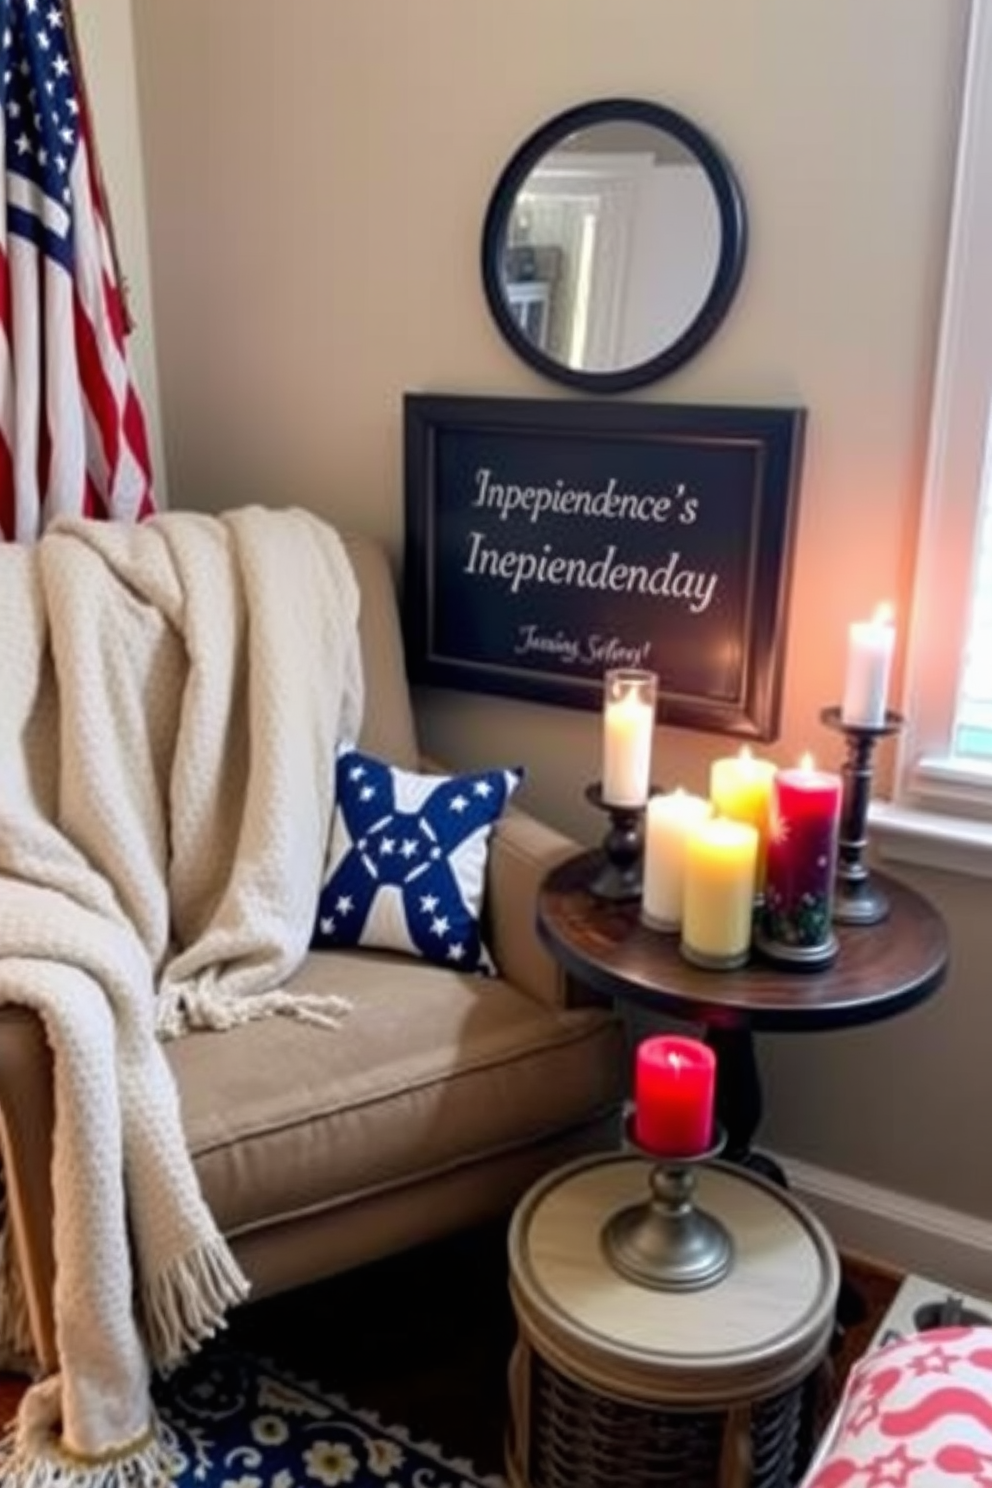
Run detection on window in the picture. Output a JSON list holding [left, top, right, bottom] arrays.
[[954, 448, 992, 763], [873, 0, 992, 875]]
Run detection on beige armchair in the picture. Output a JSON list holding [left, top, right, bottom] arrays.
[[0, 530, 625, 1371]]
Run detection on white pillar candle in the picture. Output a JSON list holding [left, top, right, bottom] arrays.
[[681, 816, 759, 968], [642, 789, 713, 931], [841, 604, 896, 726], [601, 669, 657, 807]]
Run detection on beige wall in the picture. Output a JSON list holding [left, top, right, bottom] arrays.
[[126, 1, 991, 1220], [73, 0, 166, 504]]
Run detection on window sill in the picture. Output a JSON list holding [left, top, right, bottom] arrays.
[[869, 800, 992, 879]]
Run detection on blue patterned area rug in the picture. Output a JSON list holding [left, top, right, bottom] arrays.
[[154, 1348, 506, 1488]]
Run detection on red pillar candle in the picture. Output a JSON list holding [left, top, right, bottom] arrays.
[[633, 1035, 716, 1157], [761, 756, 842, 950]]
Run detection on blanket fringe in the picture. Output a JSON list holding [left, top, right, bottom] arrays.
[[141, 1235, 250, 1371], [0, 1379, 168, 1487], [156, 983, 352, 1039], [0, 1435, 168, 1488], [0, 1217, 37, 1374]]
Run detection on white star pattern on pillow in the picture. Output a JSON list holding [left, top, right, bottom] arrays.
[[311, 746, 523, 973]]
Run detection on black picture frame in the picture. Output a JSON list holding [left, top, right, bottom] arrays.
[[403, 394, 806, 740]]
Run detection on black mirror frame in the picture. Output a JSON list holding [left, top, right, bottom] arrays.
[[481, 98, 748, 395]]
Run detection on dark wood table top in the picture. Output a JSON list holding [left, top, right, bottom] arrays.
[[538, 850, 950, 1033]]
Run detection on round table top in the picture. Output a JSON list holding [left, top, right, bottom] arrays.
[[509, 1153, 839, 1405], [537, 850, 949, 1032]]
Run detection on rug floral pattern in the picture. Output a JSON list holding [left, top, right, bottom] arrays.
[[154, 1349, 503, 1488]]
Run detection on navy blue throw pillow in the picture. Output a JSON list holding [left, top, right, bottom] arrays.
[[312, 746, 523, 974]]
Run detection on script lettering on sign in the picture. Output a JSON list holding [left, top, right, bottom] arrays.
[[404, 397, 805, 739]]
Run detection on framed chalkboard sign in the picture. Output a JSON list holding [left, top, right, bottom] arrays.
[[403, 394, 806, 739]]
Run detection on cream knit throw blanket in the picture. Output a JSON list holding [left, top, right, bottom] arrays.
[[0, 507, 364, 1485]]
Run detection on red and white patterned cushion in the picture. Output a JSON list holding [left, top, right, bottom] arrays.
[[801, 1326, 992, 1487]]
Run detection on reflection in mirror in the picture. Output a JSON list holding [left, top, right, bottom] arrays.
[[482, 100, 747, 394], [507, 125, 721, 369]]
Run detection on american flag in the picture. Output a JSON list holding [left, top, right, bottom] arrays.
[[0, 0, 156, 542]]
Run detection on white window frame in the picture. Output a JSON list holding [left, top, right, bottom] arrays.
[[871, 0, 992, 878]]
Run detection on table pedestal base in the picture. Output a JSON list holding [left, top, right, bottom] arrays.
[[705, 1025, 787, 1187]]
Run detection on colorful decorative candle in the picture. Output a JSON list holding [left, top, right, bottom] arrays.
[[601, 668, 657, 807], [758, 755, 842, 964], [841, 604, 896, 727], [633, 1035, 716, 1157], [641, 788, 713, 930], [709, 746, 778, 891], [680, 815, 759, 969]]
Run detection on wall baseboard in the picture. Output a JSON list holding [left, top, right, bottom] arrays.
[[773, 1151, 992, 1295]]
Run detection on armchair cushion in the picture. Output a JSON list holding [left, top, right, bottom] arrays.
[[169, 948, 624, 1246], [311, 745, 522, 973]]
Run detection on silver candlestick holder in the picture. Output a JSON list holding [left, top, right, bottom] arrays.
[[602, 1112, 732, 1291], [821, 705, 904, 925]]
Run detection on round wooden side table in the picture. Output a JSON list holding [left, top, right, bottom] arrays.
[[537, 851, 950, 1166], [506, 1153, 840, 1488]]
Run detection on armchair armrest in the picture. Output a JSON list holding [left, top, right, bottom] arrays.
[[485, 805, 584, 1010], [0, 1005, 57, 1370]]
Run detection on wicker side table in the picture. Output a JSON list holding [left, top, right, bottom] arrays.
[[506, 1154, 840, 1488]]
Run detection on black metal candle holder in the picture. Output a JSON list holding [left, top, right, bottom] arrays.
[[602, 1112, 732, 1291], [585, 782, 651, 902], [820, 705, 905, 925]]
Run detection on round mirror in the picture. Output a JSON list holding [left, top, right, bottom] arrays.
[[481, 99, 747, 394]]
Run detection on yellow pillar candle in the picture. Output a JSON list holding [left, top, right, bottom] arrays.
[[641, 788, 713, 931], [709, 745, 777, 890], [681, 816, 759, 969]]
